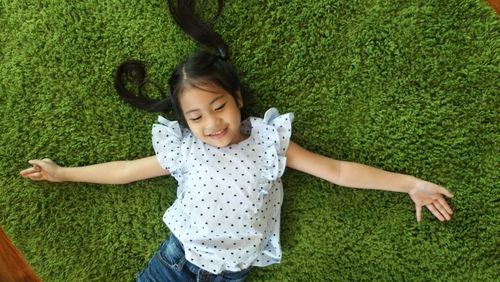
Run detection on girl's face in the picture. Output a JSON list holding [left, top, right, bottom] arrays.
[[179, 84, 246, 147]]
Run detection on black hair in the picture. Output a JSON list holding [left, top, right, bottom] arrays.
[[114, 0, 249, 127]]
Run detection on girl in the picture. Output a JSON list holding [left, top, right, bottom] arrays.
[[20, 0, 454, 281]]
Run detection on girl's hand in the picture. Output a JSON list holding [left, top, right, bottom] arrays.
[[20, 159, 63, 182], [409, 180, 454, 222]]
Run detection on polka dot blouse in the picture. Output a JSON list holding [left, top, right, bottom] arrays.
[[152, 108, 294, 274]]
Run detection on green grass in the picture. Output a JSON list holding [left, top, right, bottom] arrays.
[[1, 0, 498, 281]]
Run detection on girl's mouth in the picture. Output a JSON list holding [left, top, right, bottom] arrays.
[[207, 128, 227, 139]]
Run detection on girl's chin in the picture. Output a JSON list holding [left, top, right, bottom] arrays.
[[205, 139, 230, 147], [203, 135, 231, 147]]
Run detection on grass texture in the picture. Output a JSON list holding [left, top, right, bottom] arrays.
[[1, 0, 498, 281]]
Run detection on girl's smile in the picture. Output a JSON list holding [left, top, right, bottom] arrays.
[[180, 84, 246, 147], [206, 127, 228, 139]]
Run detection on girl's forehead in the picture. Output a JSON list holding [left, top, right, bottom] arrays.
[[183, 83, 226, 95], [180, 85, 230, 110]]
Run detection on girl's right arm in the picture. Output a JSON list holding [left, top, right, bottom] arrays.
[[20, 156, 169, 184]]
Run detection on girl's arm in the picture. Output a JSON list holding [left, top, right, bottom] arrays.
[[286, 141, 453, 222], [20, 156, 169, 184]]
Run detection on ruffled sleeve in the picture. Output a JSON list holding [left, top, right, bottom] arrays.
[[263, 108, 294, 155], [151, 116, 185, 174], [254, 108, 294, 181]]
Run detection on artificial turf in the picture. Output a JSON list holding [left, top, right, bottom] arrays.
[[0, 0, 498, 281]]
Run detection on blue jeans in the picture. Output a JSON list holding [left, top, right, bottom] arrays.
[[136, 234, 251, 282]]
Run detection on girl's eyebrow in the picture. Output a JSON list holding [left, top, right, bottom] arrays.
[[185, 95, 225, 114]]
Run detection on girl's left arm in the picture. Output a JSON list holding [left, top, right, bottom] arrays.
[[286, 141, 454, 222]]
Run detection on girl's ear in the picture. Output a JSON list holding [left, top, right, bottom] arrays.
[[236, 90, 244, 109]]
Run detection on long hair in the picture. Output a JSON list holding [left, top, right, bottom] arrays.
[[114, 0, 248, 126]]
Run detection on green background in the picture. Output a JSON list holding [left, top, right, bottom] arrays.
[[1, 0, 498, 281]]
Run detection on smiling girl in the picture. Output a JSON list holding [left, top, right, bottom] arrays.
[[20, 1, 453, 281]]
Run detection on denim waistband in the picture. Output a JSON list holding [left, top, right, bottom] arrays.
[[169, 234, 251, 280]]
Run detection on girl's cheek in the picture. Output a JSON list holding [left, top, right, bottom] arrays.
[[191, 127, 205, 139]]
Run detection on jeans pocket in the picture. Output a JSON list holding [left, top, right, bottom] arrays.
[[157, 235, 187, 272]]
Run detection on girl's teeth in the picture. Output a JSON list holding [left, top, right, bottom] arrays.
[[212, 129, 224, 136]]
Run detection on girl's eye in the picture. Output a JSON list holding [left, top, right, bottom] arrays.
[[190, 116, 202, 121], [215, 103, 226, 111]]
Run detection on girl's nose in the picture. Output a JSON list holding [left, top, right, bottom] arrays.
[[205, 112, 221, 128]]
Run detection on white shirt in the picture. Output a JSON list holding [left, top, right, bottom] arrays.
[[152, 108, 293, 274]]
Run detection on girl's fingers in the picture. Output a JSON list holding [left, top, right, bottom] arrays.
[[20, 164, 47, 181], [30, 173, 43, 180], [437, 197, 453, 216], [433, 200, 451, 221], [22, 172, 42, 181], [426, 198, 453, 221], [437, 186, 454, 198], [28, 159, 48, 169], [415, 204, 422, 222], [20, 167, 40, 176], [425, 203, 445, 221]]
